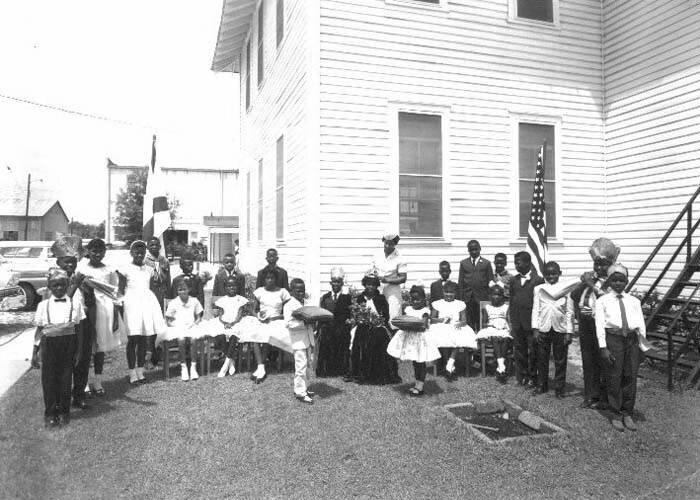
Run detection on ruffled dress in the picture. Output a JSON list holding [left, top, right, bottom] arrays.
[[475, 303, 512, 340], [387, 306, 441, 362], [119, 263, 166, 338], [77, 261, 125, 352], [430, 299, 477, 349], [236, 287, 294, 352], [160, 297, 205, 341], [199, 295, 250, 339]]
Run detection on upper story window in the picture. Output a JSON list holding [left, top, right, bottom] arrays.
[[257, 159, 264, 240], [245, 40, 251, 111], [518, 122, 556, 237], [276, 0, 284, 47], [398, 112, 442, 237], [257, 2, 264, 86], [517, 0, 553, 22], [275, 136, 284, 240]]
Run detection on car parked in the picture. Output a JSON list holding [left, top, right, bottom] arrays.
[[0, 241, 55, 309]]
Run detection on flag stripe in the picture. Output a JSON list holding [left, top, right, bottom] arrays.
[[526, 144, 548, 275], [143, 134, 169, 240], [152, 195, 168, 213]]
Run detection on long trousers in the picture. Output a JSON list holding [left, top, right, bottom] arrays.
[[579, 316, 607, 403], [605, 332, 640, 416], [294, 347, 312, 396], [537, 329, 568, 392], [41, 335, 77, 417], [512, 326, 537, 383], [72, 319, 92, 402]]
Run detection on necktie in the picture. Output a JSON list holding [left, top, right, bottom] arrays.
[[54, 298, 67, 302], [617, 294, 629, 335], [333, 293, 337, 302], [472, 258, 477, 267]]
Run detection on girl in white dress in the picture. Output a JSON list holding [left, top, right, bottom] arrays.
[[430, 281, 477, 378], [117, 240, 166, 384], [162, 281, 204, 381], [387, 285, 440, 396], [475, 283, 512, 383], [237, 269, 291, 383], [77, 238, 124, 395]]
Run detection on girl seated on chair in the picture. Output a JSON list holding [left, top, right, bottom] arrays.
[[202, 277, 249, 378], [162, 281, 204, 382], [387, 285, 440, 396], [475, 283, 511, 383], [430, 281, 477, 380], [236, 268, 291, 383]]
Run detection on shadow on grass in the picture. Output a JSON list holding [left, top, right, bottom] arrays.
[[308, 381, 344, 399]]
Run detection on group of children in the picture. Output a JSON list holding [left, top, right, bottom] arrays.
[[35, 235, 648, 432]]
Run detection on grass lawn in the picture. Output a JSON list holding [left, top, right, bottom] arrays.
[[1, 340, 699, 500]]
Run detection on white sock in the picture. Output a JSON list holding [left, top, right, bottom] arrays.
[[227, 358, 236, 375], [255, 363, 265, 376], [497, 358, 506, 373], [446, 358, 455, 373], [415, 380, 424, 391]]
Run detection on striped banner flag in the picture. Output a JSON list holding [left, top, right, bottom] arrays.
[[142, 134, 170, 240], [526, 143, 548, 275]]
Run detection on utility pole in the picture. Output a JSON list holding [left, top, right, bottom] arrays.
[[24, 173, 31, 240]]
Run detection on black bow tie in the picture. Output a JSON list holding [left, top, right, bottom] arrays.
[[54, 298, 67, 302]]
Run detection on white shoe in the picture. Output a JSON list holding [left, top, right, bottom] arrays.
[[445, 359, 455, 374], [218, 358, 230, 378], [135, 367, 146, 381], [228, 360, 236, 376], [180, 364, 189, 382], [93, 378, 104, 393], [128, 369, 138, 384], [189, 363, 199, 380]]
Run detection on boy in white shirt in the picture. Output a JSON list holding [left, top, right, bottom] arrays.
[[285, 278, 316, 404], [34, 269, 86, 428], [532, 262, 574, 398], [595, 263, 649, 432]]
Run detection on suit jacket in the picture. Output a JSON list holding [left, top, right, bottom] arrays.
[[429, 279, 456, 304], [255, 265, 289, 290], [170, 273, 205, 306], [457, 257, 494, 303], [320, 291, 352, 325], [212, 268, 247, 297], [509, 273, 545, 331]]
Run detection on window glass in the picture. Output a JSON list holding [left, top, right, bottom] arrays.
[[517, 0, 553, 22], [518, 122, 556, 237]]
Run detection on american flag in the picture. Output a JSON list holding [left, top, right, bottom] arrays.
[[142, 134, 170, 240], [526, 143, 548, 275]]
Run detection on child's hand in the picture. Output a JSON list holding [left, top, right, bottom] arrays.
[[564, 333, 572, 345], [532, 329, 540, 342]]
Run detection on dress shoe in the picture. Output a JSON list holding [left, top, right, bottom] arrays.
[[580, 399, 593, 409], [72, 399, 89, 410], [496, 372, 508, 384], [306, 390, 315, 397], [296, 394, 313, 404], [408, 387, 424, 397], [532, 387, 546, 395], [611, 419, 625, 432], [555, 391, 565, 400], [58, 414, 71, 426], [45, 416, 59, 429], [516, 378, 526, 386], [623, 415, 637, 431]]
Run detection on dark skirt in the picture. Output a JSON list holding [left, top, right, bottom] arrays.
[[316, 321, 351, 377], [348, 324, 400, 385]]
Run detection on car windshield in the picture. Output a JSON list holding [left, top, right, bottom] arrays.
[[0, 247, 45, 258]]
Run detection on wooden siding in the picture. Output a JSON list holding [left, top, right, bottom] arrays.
[[318, 0, 606, 291], [604, 0, 700, 293], [238, 0, 314, 285]]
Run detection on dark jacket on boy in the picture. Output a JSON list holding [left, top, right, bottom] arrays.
[[170, 273, 205, 306], [429, 279, 457, 304], [458, 256, 494, 327], [509, 272, 545, 384], [212, 267, 247, 297], [255, 265, 289, 290]]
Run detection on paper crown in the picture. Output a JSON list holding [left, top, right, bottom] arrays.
[[382, 232, 400, 243], [51, 236, 83, 259], [589, 238, 620, 263], [47, 268, 69, 283], [330, 267, 345, 280]]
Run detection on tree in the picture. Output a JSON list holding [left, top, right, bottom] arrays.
[[113, 169, 147, 244], [68, 220, 105, 239], [113, 168, 180, 244]]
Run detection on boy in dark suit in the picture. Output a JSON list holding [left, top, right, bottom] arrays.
[[170, 252, 207, 306], [213, 253, 246, 297], [429, 261, 456, 304], [458, 240, 494, 328], [255, 248, 289, 290], [509, 251, 544, 386]]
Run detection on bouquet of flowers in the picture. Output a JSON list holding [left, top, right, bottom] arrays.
[[346, 296, 385, 328]]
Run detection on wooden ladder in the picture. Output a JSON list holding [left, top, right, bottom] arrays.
[[627, 182, 700, 390]]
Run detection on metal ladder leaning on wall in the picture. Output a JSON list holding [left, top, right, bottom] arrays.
[[626, 183, 700, 391]]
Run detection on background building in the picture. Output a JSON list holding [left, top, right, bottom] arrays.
[[212, 0, 700, 301], [106, 159, 240, 259], [0, 186, 68, 241]]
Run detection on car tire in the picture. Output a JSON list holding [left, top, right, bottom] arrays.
[[18, 283, 37, 311]]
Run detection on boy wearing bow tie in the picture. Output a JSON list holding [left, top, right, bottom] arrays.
[[170, 252, 208, 306], [509, 251, 544, 386], [213, 253, 246, 297], [595, 264, 649, 432], [458, 240, 494, 328], [34, 270, 86, 428], [430, 261, 456, 304]]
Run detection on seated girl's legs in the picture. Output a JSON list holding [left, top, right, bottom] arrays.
[[178, 337, 191, 364], [493, 338, 509, 375], [214, 334, 227, 354], [445, 348, 458, 374], [252, 343, 269, 378], [226, 336, 239, 359]]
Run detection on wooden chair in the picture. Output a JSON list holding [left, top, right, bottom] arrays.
[[476, 300, 513, 377]]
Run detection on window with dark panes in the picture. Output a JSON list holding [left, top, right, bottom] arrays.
[[2, 231, 18, 241], [257, 159, 263, 240], [276, 136, 284, 240], [276, 0, 284, 47], [519, 122, 555, 237], [246, 172, 251, 242], [257, 2, 264, 85], [245, 40, 251, 110], [399, 112, 442, 237], [517, 0, 553, 22]]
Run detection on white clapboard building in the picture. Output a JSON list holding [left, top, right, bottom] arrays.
[[211, 0, 700, 301]]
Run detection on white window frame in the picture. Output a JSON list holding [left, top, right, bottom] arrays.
[[389, 101, 452, 245], [385, 0, 448, 10], [275, 135, 285, 242], [509, 112, 563, 244], [507, 0, 561, 29], [257, 158, 264, 241]]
